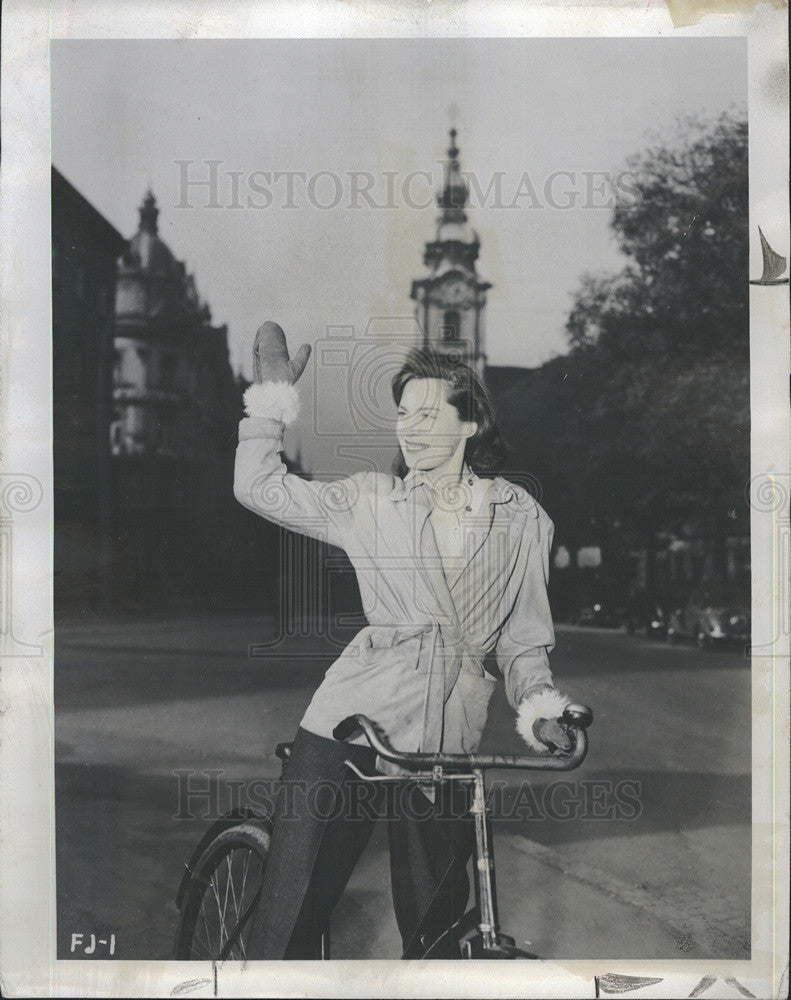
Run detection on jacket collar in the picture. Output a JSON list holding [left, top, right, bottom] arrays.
[[388, 467, 538, 519], [389, 462, 474, 501]]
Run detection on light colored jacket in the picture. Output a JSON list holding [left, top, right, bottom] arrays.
[[234, 383, 563, 764]]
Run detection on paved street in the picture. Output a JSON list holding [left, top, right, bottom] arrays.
[[54, 615, 751, 961]]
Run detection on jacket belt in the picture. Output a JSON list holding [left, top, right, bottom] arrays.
[[366, 621, 487, 754]]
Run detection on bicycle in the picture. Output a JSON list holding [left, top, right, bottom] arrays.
[[173, 703, 593, 961]]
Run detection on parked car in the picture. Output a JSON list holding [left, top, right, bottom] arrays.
[[666, 584, 751, 649], [571, 601, 625, 629], [624, 588, 669, 639]]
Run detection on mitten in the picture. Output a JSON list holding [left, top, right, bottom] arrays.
[[243, 321, 311, 424], [516, 685, 572, 753]]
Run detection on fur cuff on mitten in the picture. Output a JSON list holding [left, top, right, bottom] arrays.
[[242, 381, 300, 425], [516, 687, 572, 752]]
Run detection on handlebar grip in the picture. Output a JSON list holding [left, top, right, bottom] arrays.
[[535, 718, 571, 753], [333, 715, 363, 742], [562, 703, 593, 730]]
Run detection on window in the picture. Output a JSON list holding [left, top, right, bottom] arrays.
[[442, 309, 460, 342]]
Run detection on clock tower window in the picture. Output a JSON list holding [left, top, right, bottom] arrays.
[[442, 309, 460, 342]]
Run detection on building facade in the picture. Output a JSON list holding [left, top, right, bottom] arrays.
[[52, 167, 128, 609], [52, 170, 309, 613], [108, 190, 248, 607], [410, 130, 491, 377]]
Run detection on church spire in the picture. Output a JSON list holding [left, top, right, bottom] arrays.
[[409, 124, 491, 379], [438, 128, 469, 222]]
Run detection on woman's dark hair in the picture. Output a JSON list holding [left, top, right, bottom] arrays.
[[391, 348, 507, 478]]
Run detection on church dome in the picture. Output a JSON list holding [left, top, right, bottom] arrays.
[[116, 189, 205, 324], [122, 191, 177, 277]]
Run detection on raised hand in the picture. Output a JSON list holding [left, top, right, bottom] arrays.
[[252, 321, 312, 386]]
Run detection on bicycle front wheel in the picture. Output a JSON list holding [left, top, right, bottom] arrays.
[[173, 820, 271, 960]]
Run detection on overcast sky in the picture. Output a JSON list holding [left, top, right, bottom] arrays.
[[52, 37, 746, 472]]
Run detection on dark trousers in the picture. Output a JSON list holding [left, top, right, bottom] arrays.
[[246, 727, 475, 959]]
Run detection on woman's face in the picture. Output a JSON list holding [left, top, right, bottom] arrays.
[[396, 377, 477, 474]]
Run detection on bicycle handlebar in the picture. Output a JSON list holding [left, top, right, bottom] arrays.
[[332, 704, 593, 772]]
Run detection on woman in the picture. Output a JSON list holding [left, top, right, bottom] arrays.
[[233, 321, 572, 959]]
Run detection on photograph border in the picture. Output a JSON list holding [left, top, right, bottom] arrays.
[[1, 2, 788, 997]]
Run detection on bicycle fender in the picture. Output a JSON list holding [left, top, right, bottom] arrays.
[[174, 808, 272, 910]]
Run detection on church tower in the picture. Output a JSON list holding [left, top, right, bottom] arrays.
[[410, 129, 491, 377]]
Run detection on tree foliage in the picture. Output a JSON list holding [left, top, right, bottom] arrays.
[[567, 111, 748, 362], [500, 111, 749, 586]]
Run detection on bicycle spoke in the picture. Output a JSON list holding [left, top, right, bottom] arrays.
[[224, 852, 244, 960], [180, 833, 268, 961], [225, 849, 256, 960], [209, 872, 225, 951], [212, 873, 225, 948], [217, 886, 263, 962], [193, 923, 214, 959], [238, 851, 253, 958], [228, 852, 242, 924], [228, 852, 246, 959], [240, 849, 251, 904], [220, 855, 232, 947], [200, 898, 216, 959]]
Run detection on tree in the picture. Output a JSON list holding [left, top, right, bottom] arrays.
[[562, 110, 749, 585], [494, 111, 749, 596], [568, 112, 748, 361]]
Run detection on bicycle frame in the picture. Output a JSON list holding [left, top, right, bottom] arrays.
[[335, 704, 593, 959], [467, 766, 506, 957], [174, 704, 592, 962]]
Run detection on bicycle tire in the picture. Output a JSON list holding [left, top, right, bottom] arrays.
[[173, 820, 271, 960]]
